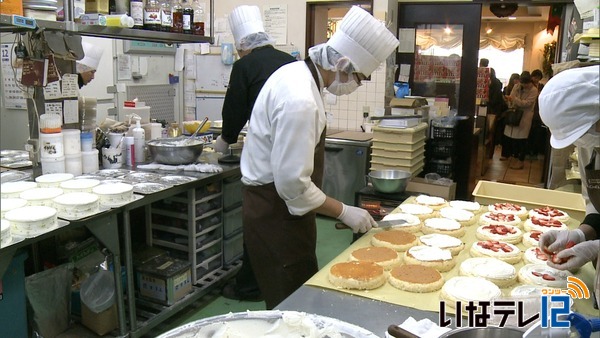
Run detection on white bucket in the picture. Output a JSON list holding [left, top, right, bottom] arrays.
[[101, 147, 123, 169], [62, 129, 81, 155], [39, 132, 64, 158], [81, 149, 99, 174], [41, 156, 66, 174], [65, 153, 83, 176]]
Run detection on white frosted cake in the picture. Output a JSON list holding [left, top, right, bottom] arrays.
[[59, 178, 100, 193], [528, 206, 570, 223], [418, 234, 465, 256], [479, 211, 522, 227], [449, 200, 483, 214], [415, 195, 448, 210], [404, 245, 455, 272], [35, 173, 74, 188], [524, 217, 569, 232], [439, 207, 476, 226], [522, 230, 543, 247], [53, 192, 100, 219], [470, 240, 522, 264], [476, 224, 523, 244], [488, 202, 528, 220], [524, 247, 550, 265], [459, 257, 517, 288], [398, 203, 435, 221], [379, 213, 422, 233], [92, 183, 134, 206], [518, 264, 572, 288], [440, 276, 501, 310], [4, 205, 58, 237], [422, 217, 465, 238], [1, 181, 38, 198], [1, 198, 27, 219], [19, 187, 63, 207], [1, 219, 11, 247]]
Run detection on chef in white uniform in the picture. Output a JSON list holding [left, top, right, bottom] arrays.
[[240, 6, 399, 309]]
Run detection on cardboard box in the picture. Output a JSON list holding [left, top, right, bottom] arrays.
[[81, 302, 118, 336], [0, 0, 24, 15], [406, 177, 456, 200], [372, 123, 428, 143], [390, 97, 428, 108], [137, 256, 192, 305], [472, 180, 586, 222]]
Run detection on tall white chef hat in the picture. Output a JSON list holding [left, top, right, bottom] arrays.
[[325, 6, 399, 76], [229, 5, 268, 50], [76, 42, 104, 73], [538, 65, 599, 149]]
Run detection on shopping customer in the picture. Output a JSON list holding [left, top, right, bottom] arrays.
[[215, 5, 295, 302], [500, 71, 538, 169], [241, 6, 398, 309]]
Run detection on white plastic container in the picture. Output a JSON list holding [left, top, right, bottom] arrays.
[[0, 182, 38, 199], [133, 118, 146, 164], [20, 187, 64, 207], [35, 173, 74, 187], [65, 152, 83, 176], [81, 149, 99, 174], [39, 132, 64, 158], [39, 113, 62, 133], [62, 129, 82, 155], [81, 131, 94, 152], [0, 198, 28, 218], [41, 156, 66, 174], [101, 147, 123, 169], [107, 132, 126, 148]]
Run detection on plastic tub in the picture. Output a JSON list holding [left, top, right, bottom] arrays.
[[39, 132, 64, 158], [81, 132, 94, 152], [81, 149, 99, 174], [65, 153, 83, 176], [0, 182, 38, 199], [39, 113, 62, 133], [41, 156, 66, 174], [35, 173, 74, 187], [62, 129, 81, 155]]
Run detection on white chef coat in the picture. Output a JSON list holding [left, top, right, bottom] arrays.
[[241, 60, 327, 216]]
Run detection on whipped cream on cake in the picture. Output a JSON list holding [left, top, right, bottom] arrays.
[[488, 202, 528, 219], [524, 247, 550, 265], [522, 230, 543, 247], [4, 205, 58, 237], [1, 181, 38, 198], [424, 218, 461, 230], [528, 206, 570, 223], [60, 178, 101, 193], [449, 200, 482, 213], [419, 234, 463, 249], [476, 224, 523, 244], [479, 211, 522, 227], [441, 276, 501, 304], [92, 183, 134, 206], [518, 264, 572, 288], [19, 187, 63, 207], [407, 245, 452, 261], [35, 173, 74, 188], [380, 213, 421, 232], [399, 203, 434, 216], [53, 192, 100, 219], [439, 207, 475, 225], [415, 195, 447, 209], [459, 257, 517, 287], [1, 198, 27, 219], [524, 217, 568, 232]]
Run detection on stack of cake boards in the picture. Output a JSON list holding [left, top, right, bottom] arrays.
[[327, 195, 577, 310], [370, 122, 427, 177]]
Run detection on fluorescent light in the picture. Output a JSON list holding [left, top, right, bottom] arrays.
[[508, 16, 517, 20]]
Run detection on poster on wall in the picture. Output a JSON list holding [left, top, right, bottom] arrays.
[[1, 44, 28, 110], [263, 5, 287, 46]]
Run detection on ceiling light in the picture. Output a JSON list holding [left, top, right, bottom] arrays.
[[444, 27, 452, 34], [490, 3, 519, 18], [508, 16, 517, 20], [485, 25, 493, 34]]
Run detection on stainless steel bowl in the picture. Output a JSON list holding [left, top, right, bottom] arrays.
[[440, 327, 524, 338], [146, 137, 204, 165], [368, 169, 411, 193]]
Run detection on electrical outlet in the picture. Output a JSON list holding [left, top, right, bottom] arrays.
[[12, 15, 37, 29]]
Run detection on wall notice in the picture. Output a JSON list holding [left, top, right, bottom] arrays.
[[1, 44, 27, 109], [263, 5, 287, 46]]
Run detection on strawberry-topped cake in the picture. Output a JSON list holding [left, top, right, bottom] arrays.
[[476, 224, 523, 244], [488, 202, 528, 220], [470, 240, 522, 264], [524, 247, 550, 265], [528, 206, 570, 223], [479, 211, 522, 228], [518, 263, 572, 288], [522, 230, 543, 247], [524, 216, 569, 232]]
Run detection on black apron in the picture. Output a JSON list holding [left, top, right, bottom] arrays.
[[243, 58, 326, 309], [584, 148, 600, 211]]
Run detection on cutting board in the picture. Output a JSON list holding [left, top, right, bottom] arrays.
[[327, 131, 373, 142]]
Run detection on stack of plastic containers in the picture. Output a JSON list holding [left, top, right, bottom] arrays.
[[39, 113, 65, 174], [79, 97, 99, 173], [63, 129, 82, 176]]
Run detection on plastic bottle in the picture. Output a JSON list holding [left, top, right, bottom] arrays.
[[130, 0, 144, 29], [105, 14, 135, 27], [181, 0, 193, 34], [191, 0, 204, 36], [132, 117, 146, 164], [159, 0, 172, 32], [124, 136, 135, 166], [144, 0, 161, 30]]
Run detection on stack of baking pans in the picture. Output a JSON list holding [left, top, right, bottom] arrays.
[[23, 0, 58, 21]]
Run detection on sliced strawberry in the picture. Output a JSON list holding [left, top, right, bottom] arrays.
[[542, 274, 556, 281], [532, 271, 542, 277], [565, 241, 576, 249]]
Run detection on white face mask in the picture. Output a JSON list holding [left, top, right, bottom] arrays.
[[327, 71, 359, 96]]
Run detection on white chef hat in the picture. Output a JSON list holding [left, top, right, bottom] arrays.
[[76, 42, 104, 73], [325, 6, 399, 76], [228, 5, 266, 50], [538, 65, 600, 149]]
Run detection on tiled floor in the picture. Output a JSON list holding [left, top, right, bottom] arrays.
[[475, 145, 546, 187]]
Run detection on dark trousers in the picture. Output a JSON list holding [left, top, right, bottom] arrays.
[[527, 119, 548, 155], [233, 244, 261, 294], [501, 135, 527, 161]]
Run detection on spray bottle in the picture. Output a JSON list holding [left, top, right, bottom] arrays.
[[132, 114, 146, 164]]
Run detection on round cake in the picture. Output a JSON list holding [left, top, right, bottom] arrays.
[[459, 257, 517, 288], [524, 217, 569, 232], [92, 183, 134, 206], [398, 204, 435, 221], [439, 207, 476, 226], [1, 181, 38, 199], [524, 247, 550, 265], [35, 173, 74, 188], [488, 202, 528, 220], [53, 192, 100, 219], [440, 276, 501, 310], [371, 230, 418, 251], [1, 198, 27, 219], [19, 187, 64, 207], [475, 224, 523, 244], [418, 234, 465, 256], [349, 246, 401, 270], [378, 213, 421, 233], [1, 219, 11, 247], [479, 211, 522, 228], [388, 264, 444, 293], [470, 240, 522, 264], [522, 230, 542, 247], [404, 245, 455, 272], [4, 205, 58, 237], [528, 206, 570, 223], [449, 200, 483, 214], [328, 261, 386, 290], [421, 217, 465, 238], [518, 264, 572, 288], [59, 178, 101, 193], [415, 195, 448, 210]]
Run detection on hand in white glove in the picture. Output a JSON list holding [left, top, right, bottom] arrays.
[[539, 229, 586, 253], [338, 203, 377, 233], [547, 240, 599, 271], [214, 135, 229, 154]]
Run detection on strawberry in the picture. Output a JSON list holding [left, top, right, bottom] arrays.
[[542, 274, 556, 281], [532, 271, 542, 277]]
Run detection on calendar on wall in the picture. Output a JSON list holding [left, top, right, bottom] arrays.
[[1, 43, 28, 110]]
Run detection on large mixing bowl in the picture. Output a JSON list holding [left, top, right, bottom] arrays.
[[440, 327, 524, 338], [368, 169, 411, 193], [146, 137, 204, 165]]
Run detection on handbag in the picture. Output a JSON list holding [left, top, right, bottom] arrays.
[[504, 107, 524, 126]]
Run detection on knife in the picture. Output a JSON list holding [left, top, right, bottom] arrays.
[[335, 219, 407, 230]]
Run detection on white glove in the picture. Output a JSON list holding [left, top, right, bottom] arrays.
[[214, 135, 229, 154], [539, 229, 586, 253], [547, 240, 599, 271], [337, 203, 377, 233]]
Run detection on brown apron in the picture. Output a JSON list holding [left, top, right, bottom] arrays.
[[243, 58, 326, 309], [584, 148, 600, 212]]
